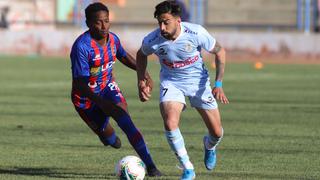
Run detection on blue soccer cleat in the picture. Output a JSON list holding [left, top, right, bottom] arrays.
[[181, 169, 195, 180], [203, 136, 217, 170]]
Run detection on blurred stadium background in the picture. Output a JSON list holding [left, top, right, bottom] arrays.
[[0, 0, 319, 60]]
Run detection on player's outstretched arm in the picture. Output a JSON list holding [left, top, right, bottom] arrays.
[[119, 52, 137, 70], [136, 48, 152, 102], [210, 42, 229, 104]]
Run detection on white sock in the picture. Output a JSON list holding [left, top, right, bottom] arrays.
[[205, 128, 224, 150], [166, 128, 194, 170]]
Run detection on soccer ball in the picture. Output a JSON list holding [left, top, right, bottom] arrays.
[[115, 155, 146, 180]]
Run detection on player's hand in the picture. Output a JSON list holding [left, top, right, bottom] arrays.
[[138, 80, 152, 102], [212, 87, 229, 104]]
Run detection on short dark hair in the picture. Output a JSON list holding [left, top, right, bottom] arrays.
[[154, 0, 182, 18], [85, 2, 109, 21]]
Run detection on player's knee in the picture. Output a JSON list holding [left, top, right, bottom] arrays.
[[110, 104, 128, 119], [164, 119, 179, 131]]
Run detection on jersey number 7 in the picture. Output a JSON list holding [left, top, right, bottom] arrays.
[[162, 88, 168, 97]]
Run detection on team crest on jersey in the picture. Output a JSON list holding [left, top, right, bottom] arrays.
[[185, 43, 193, 52]]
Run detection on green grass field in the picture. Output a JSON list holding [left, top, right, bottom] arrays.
[[0, 56, 319, 180]]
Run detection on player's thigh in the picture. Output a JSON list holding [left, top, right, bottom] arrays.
[[160, 101, 185, 131], [196, 108, 223, 137]]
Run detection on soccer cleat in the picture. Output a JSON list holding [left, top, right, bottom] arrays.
[[110, 136, 121, 149], [203, 136, 217, 170], [147, 166, 162, 177], [181, 169, 195, 180], [99, 135, 121, 149]]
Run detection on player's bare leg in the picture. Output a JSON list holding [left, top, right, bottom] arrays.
[[196, 108, 223, 170], [160, 101, 183, 131], [160, 102, 196, 179], [197, 108, 223, 137]]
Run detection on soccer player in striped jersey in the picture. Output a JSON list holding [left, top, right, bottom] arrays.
[[70, 2, 161, 177], [136, 1, 229, 179]]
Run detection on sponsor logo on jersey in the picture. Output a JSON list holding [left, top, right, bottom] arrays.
[[88, 81, 98, 88], [93, 54, 101, 61], [105, 61, 115, 69], [162, 55, 199, 68], [90, 67, 100, 74], [184, 28, 197, 35], [90, 62, 114, 75]]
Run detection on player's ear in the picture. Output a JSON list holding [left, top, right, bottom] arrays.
[[177, 17, 181, 23]]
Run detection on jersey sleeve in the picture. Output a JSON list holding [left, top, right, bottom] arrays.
[[197, 25, 216, 52], [141, 38, 154, 56], [113, 33, 127, 59], [70, 41, 90, 78], [140, 30, 159, 56]]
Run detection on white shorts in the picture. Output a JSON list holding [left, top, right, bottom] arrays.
[[159, 80, 218, 110]]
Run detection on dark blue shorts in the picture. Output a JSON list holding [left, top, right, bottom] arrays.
[[74, 80, 127, 134]]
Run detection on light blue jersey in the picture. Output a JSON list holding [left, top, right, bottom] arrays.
[[141, 22, 218, 109], [141, 22, 216, 84]]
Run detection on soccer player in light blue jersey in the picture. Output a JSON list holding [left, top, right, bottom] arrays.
[[70, 2, 161, 177], [136, 1, 229, 179]]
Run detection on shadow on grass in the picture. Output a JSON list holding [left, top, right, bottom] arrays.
[[0, 167, 115, 179], [201, 171, 316, 180]]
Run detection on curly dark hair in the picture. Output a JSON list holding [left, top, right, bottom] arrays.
[[154, 0, 182, 18], [85, 2, 109, 21]]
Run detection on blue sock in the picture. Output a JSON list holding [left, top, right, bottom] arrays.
[[99, 131, 116, 146], [166, 128, 194, 170], [116, 113, 155, 168]]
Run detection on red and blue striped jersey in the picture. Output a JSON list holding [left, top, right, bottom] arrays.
[[70, 31, 126, 109]]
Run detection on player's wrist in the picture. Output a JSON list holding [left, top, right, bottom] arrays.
[[214, 81, 223, 88]]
